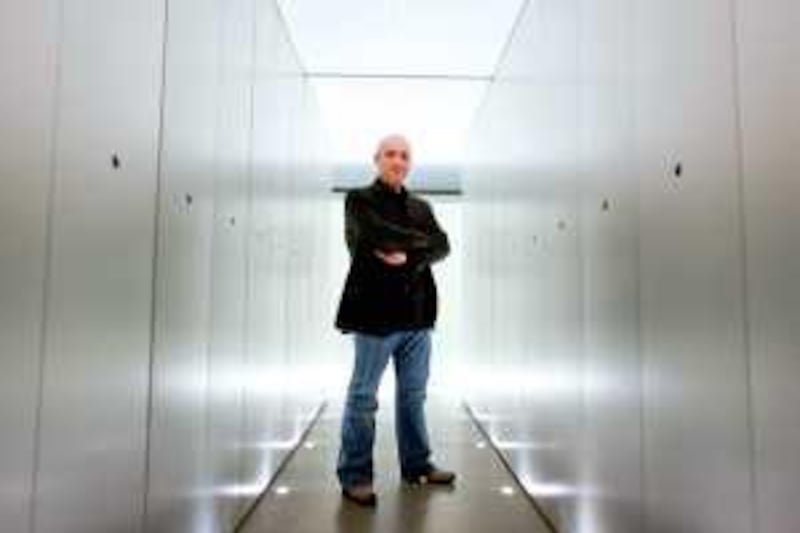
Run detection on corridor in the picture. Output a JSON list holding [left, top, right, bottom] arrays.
[[237, 397, 553, 533], [1, 0, 798, 532]]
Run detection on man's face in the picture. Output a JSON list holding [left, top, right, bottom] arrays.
[[374, 137, 411, 189]]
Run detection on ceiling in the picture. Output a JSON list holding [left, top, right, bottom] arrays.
[[276, 0, 526, 76], [275, 0, 527, 184]]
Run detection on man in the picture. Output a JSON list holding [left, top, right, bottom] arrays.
[[334, 134, 455, 507]]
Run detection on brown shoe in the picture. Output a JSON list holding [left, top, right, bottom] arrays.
[[342, 483, 377, 507], [404, 467, 456, 486]]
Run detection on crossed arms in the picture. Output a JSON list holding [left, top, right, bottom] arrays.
[[344, 192, 450, 271]]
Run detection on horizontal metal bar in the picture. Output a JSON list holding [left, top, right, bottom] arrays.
[[330, 186, 463, 197], [305, 72, 494, 82]]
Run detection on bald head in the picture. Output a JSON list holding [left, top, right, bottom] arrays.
[[373, 134, 412, 191], [374, 134, 412, 160]]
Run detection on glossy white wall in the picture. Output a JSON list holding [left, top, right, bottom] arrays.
[[30, 1, 165, 532], [736, 0, 800, 530], [146, 0, 332, 531], [0, 1, 332, 532], [462, 0, 800, 532], [0, 2, 61, 532]]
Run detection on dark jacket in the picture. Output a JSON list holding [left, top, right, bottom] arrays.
[[335, 177, 450, 335]]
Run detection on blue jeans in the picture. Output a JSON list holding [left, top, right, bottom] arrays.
[[336, 329, 434, 488]]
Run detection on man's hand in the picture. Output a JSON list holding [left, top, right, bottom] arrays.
[[374, 249, 407, 266]]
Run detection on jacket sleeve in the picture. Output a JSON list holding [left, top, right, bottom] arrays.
[[407, 201, 450, 271], [344, 191, 430, 258]]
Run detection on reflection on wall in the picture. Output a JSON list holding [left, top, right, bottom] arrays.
[[461, 0, 800, 532], [0, 1, 336, 532]]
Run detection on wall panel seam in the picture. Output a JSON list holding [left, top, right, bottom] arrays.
[[28, 0, 67, 530], [727, 0, 760, 531], [140, 0, 172, 529]]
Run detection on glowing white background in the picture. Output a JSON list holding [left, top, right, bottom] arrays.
[[276, 0, 525, 76], [275, 0, 526, 170], [312, 78, 487, 167]]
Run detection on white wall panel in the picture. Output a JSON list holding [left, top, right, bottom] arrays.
[[241, 0, 290, 500], [144, 0, 223, 531], [461, 0, 796, 531], [206, 0, 257, 527], [32, 1, 165, 532], [634, 1, 753, 531], [736, 0, 800, 530], [0, 1, 60, 531], [463, 0, 585, 529], [576, 0, 643, 531], [1, 1, 330, 532]]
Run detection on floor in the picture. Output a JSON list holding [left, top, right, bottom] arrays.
[[237, 395, 553, 533]]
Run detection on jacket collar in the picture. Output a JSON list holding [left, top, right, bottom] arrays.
[[372, 176, 408, 199]]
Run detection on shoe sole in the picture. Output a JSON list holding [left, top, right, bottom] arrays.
[[402, 474, 456, 486], [341, 488, 377, 507]]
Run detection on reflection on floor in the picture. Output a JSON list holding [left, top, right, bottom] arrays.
[[237, 395, 553, 533]]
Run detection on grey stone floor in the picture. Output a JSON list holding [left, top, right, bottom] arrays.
[[238, 396, 552, 533]]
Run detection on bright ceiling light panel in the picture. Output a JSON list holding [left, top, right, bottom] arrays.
[[311, 76, 488, 168], [276, 0, 528, 182], [276, 0, 526, 77]]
